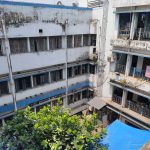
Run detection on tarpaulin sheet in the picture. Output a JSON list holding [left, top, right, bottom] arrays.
[[101, 120, 150, 150]]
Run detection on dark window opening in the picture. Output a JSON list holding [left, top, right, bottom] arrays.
[[15, 76, 31, 92], [68, 94, 74, 105], [90, 64, 96, 74], [82, 64, 88, 74], [49, 36, 62, 50], [74, 92, 81, 102], [51, 69, 63, 82], [33, 73, 49, 86], [119, 13, 132, 39], [74, 65, 81, 76], [91, 34, 96, 46], [30, 37, 47, 52], [82, 90, 88, 99], [67, 35, 73, 48], [0, 81, 9, 96], [74, 35, 82, 47], [83, 34, 90, 46], [9, 38, 28, 54], [68, 67, 73, 78]]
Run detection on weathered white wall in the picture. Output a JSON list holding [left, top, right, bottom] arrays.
[[102, 0, 116, 99]]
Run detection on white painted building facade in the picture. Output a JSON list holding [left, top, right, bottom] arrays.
[[0, 0, 103, 123], [101, 0, 150, 130]]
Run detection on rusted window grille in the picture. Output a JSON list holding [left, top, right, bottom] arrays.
[[49, 36, 62, 50], [0, 81, 9, 96], [30, 37, 47, 52], [51, 69, 63, 82], [33, 73, 49, 86], [74, 35, 82, 47], [9, 38, 28, 54], [15, 76, 31, 92]]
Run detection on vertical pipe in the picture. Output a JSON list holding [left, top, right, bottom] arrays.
[[65, 20, 68, 107], [1, 19, 17, 111]]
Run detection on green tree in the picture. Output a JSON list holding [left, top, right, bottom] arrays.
[[0, 100, 106, 150]]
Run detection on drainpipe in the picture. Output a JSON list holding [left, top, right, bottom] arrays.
[[1, 18, 17, 111], [65, 20, 68, 107]]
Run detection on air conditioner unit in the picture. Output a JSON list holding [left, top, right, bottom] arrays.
[[107, 54, 117, 63]]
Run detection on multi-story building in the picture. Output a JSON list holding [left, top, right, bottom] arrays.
[[0, 0, 103, 124], [101, 0, 150, 130]]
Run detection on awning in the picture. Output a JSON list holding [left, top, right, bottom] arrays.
[[87, 97, 106, 110]]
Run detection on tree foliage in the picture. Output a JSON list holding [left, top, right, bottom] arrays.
[[0, 100, 106, 150]]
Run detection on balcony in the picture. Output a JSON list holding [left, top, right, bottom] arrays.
[[111, 39, 150, 52], [127, 100, 150, 119]]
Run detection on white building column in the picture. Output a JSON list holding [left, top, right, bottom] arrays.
[[27, 37, 31, 52], [122, 90, 127, 107], [136, 56, 144, 70], [125, 54, 133, 76], [130, 13, 139, 40], [31, 76, 34, 88], [114, 14, 120, 38]]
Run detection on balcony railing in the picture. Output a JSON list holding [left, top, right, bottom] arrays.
[[116, 64, 126, 74], [130, 67, 149, 81], [118, 29, 130, 39], [127, 100, 150, 119], [112, 94, 122, 105], [134, 29, 150, 41]]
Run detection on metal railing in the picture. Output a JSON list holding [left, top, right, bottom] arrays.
[[130, 67, 149, 81], [127, 100, 150, 119], [118, 29, 130, 39], [134, 28, 150, 40], [112, 94, 122, 105], [115, 64, 126, 74]]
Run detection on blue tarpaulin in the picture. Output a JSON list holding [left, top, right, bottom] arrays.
[[101, 120, 150, 150]]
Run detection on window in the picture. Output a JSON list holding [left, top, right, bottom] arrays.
[[33, 73, 49, 86], [67, 35, 73, 48], [51, 69, 63, 82], [74, 92, 81, 102], [15, 77, 31, 92], [74, 66, 81, 76], [68, 94, 74, 105], [49, 36, 62, 50], [82, 90, 88, 99], [83, 34, 90, 46], [90, 64, 96, 74], [91, 34, 96, 46], [67, 67, 73, 78], [0, 40, 3, 56], [89, 90, 94, 99], [82, 64, 88, 74], [9, 38, 27, 54], [30, 37, 47, 52], [0, 81, 9, 96], [74, 35, 82, 47]]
